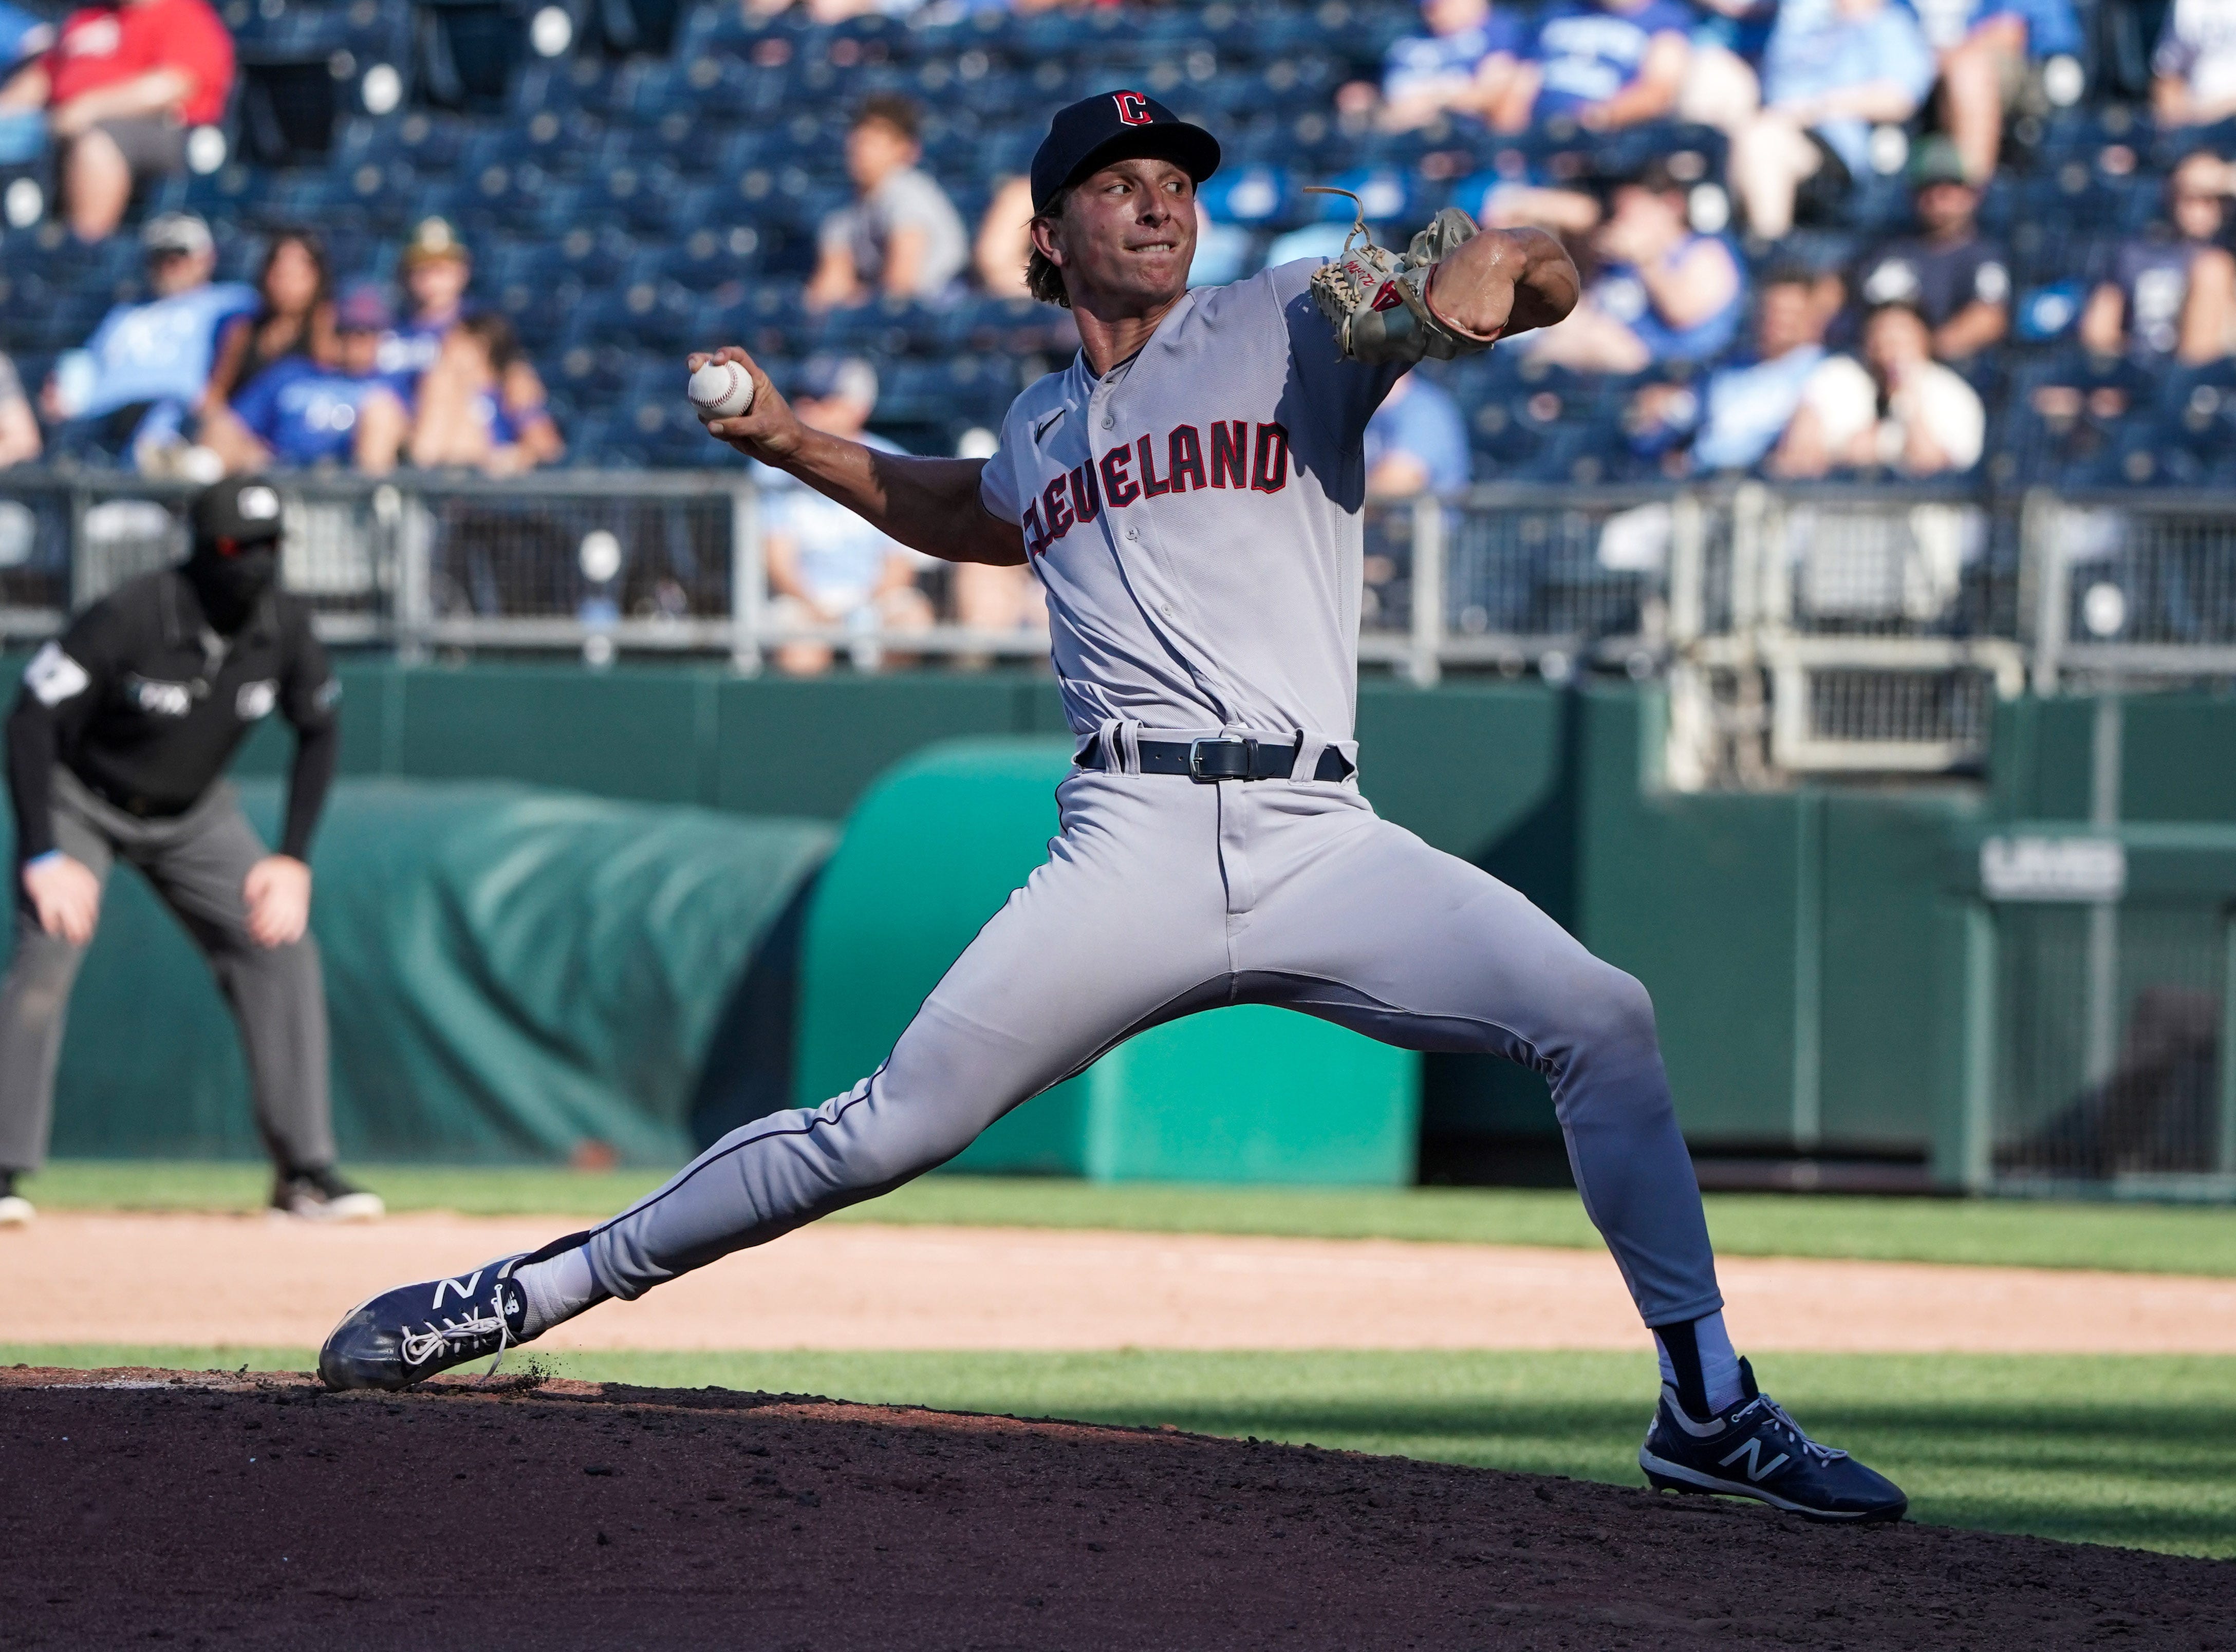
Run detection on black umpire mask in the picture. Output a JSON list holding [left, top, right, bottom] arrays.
[[185, 540, 280, 633]]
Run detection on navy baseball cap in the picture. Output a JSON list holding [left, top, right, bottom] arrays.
[[1030, 90, 1220, 215]]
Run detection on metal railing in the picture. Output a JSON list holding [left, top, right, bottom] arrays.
[[4, 469, 2234, 778]]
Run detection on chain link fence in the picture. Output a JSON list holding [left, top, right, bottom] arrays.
[[2030, 492, 2236, 690], [1958, 822, 2236, 1203]]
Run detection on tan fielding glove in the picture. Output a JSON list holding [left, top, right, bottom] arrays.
[[1306, 186, 1500, 366]]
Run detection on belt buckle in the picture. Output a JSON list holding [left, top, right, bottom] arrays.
[[1187, 736, 1250, 783]]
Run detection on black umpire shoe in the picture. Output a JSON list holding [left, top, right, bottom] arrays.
[[320, 1254, 536, 1391], [272, 1165, 385, 1223], [1639, 1358, 1907, 1523]]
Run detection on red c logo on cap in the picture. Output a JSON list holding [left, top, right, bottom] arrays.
[[1113, 91, 1153, 125]]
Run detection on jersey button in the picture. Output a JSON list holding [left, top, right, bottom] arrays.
[[1102, 415, 1114, 428], [1159, 603, 1175, 619], [1124, 527, 1139, 540]]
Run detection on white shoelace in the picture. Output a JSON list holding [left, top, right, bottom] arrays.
[[398, 1307, 508, 1371], [1751, 1395, 1849, 1463]]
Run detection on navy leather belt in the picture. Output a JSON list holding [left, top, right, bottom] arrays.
[[1078, 735, 1353, 783]]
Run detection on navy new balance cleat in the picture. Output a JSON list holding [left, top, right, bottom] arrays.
[[1639, 1358, 1907, 1523], [320, 1254, 536, 1392]]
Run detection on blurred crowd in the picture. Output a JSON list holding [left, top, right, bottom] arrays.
[[0, 206, 562, 478], [0, 0, 2228, 662]]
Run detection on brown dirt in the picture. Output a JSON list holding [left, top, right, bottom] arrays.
[[3, 1367, 2230, 1650], [10, 1213, 2236, 1353]]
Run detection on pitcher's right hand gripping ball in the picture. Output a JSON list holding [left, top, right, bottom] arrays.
[[687, 358, 755, 420], [1307, 187, 1500, 366], [685, 347, 800, 464]]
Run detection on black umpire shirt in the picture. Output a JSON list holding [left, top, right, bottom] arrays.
[[4, 568, 341, 862]]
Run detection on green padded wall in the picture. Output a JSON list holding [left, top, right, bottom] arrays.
[[42, 778, 830, 1165], [794, 738, 1420, 1184], [1575, 689, 1977, 1150]]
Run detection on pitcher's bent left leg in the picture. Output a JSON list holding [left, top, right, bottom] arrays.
[[1239, 806, 1721, 1327]]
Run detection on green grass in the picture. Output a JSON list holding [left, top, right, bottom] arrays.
[[10, 1344, 2231, 1560], [24, 1160, 2236, 1276]]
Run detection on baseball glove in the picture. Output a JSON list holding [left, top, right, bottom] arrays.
[[1305, 187, 1500, 366]]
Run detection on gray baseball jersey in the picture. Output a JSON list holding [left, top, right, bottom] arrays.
[[565, 262, 1726, 1336], [977, 260, 1395, 745]]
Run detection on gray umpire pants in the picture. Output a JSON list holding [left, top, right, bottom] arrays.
[[581, 740, 1725, 1330], [0, 768, 334, 1175]]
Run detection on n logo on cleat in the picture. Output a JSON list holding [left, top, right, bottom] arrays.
[[432, 1269, 483, 1307], [1719, 1439, 1790, 1482]]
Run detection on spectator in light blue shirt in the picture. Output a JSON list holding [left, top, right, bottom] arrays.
[[1729, 0, 1937, 238], [40, 212, 253, 467], [1627, 269, 1839, 472], [1496, 0, 1693, 131], [1371, 0, 1527, 131], [1367, 372, 1471, 496]]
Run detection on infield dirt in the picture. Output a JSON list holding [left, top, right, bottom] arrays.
[[6, 1367, 2230, 1650]]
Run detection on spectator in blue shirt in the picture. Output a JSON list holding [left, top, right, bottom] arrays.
[[40, 213, 253, 466], [1495, 0, 1693, 132], [204, 285, 409, 474], [1921, 0, 2081, 180], [1367, 372, 1471, 495], [1729, 0, 1937, 238], [1627, 267, 1840, 472], [1525, 162, 1746, 372], [1370, 0, 1526, 131]]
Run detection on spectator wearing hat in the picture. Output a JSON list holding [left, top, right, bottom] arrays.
[[0, 0, 233, 241], [406, 313, 563, 475], [1495, 0, 1694, 133], [1852, 138, 2010, 362], [2079, 152, 2236, 364], [0, 475, 378, 1229], [1523, 163, 1745, 372], [1728, 0, 1937, 239], [202, 285, 412, 475], [41, 212, 253, 467], [754, 356, 935, 674], [377, 217, 472, 392], [1771, 300, 1985, 477], [807, 95, 970, 311]]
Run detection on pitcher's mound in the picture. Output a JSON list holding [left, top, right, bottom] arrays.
[[3, 1367, 2223, 1649]]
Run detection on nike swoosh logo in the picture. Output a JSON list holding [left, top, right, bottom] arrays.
[[1034, 411, 1066, 443]]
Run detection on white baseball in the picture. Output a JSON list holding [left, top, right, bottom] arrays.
[[687, 359, 755, 420]]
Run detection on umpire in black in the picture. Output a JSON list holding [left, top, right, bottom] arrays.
[[0, 476, 379, 1226]]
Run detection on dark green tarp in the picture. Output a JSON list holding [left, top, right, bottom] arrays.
[[43, 778, 830, 1163]]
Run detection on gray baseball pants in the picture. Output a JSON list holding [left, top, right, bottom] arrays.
[[0, 769, 334, 1175], [580, 735, 1725, 1330]]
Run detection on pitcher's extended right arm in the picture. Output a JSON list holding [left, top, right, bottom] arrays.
[[690, 347, 1026, 567]]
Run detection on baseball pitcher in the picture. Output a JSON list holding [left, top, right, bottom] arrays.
[[322, 92, 1902, 1523]]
